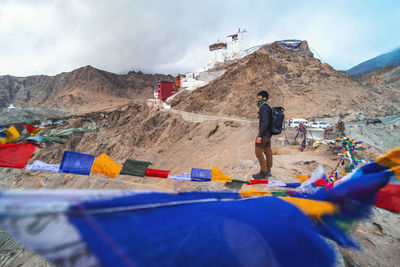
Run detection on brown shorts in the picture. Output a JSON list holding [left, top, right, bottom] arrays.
[[255, 136, 271, 148]]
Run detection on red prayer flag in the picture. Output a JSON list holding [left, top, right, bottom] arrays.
[[324, 183, 334, 190], [375, 183, 400, 213], [145, 168, 171, 178], [24, 125, 35, 134], [247, 180, 269, 185], [0, 143, 36, 169], [313, 178, 328, 187]]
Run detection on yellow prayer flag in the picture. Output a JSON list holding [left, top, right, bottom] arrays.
[[91, 153, 122, 178], [391, 165, 400, 181], [295, 174, 309, 183], [376, 147, 400, 168], [211, 166, 232, 182], [279, 196, 337, 220], [240, 188, 271, 198], [0, 126, 20, 144]]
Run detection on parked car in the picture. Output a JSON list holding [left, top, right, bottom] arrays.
[[289, 118, 309, 128], [310, 121, 330, 129], [366, 118, 382, 125]]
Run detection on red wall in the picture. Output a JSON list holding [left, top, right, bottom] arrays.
[[158, 81, 175, 101]]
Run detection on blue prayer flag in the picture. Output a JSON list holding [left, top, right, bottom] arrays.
[[67, 192, 335, 267], [294, 162, 391, 248], [284, 183, 301, 188], [60, 151, 95, 175], [191, 168, 212, 181]]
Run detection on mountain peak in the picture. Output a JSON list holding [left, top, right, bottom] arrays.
[[171, 39, 398, 120], [346, 46, 400, 78]]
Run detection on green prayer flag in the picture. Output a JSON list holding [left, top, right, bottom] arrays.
[[271, 191, 288, 196], [225, 179, 248, 189], [120, 159, 152, 177]]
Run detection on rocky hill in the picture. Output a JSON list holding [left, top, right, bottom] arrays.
[[358, 65, 400, 89], [346, 46, 400, 78], [356, 65, 400, 107], [0, 66, 173, 114], [172, 41, 399, 120], [1, 103, 399, 266]]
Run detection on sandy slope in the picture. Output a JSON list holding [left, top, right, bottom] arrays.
[[1, 104, 399, 266]]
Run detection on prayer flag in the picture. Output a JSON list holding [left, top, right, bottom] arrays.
[[24, 125, 36, 134], [283, 183, 302, 188], [393, 165, 400, 180], [279, 197, 337, 220], [145, 168, 171, 178], [191, 168, 212, 181], [376, 146, 400, 180], [376, 146, 400, 169], [0, 190, 336, 267], [296, 174, 309, 183], [211, 166, 232, 182], [0, 143, 36, 169], [271, 191, 288, 196], [375, 175, 400, 213], [168, 173, 191, 181], [267, 180, 287, 187], [120, 159, 152, 177], [67, 192, 335, 267], [299, 161, 391, 248], [0, 126, 20, 144], [60, 151, 95, 175], [26, 160, 60, 173], [247, 180, 269, 185], [224, 179, 248, 189], [25, 135, 45, 143], [91, 154, 122, 178], [240, 188, 271, 197]]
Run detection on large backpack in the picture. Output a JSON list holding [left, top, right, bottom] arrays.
[[270, 107, 285, 135]]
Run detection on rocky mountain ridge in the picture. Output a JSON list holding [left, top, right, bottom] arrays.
[[355, 65, 400, 108], [2, 41, 399, 121], [0, 66, 173, 113], [346, 46, 400, 78], [358, 65, 400, 89], [172, 41, 399, 120]]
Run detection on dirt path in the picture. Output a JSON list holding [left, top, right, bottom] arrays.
[[163, 108, 257, 124]]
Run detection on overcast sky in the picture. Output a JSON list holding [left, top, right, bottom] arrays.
[[0, 0, 399, 76]]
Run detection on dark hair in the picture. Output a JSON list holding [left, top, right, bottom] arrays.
[[257, 90, 269, 100]]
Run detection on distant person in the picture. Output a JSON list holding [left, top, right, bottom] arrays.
[[336, 119, 345, 137], [294, 123, 306, 143], [253, 91, 273, 180]]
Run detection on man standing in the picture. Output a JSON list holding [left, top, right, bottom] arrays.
[[253, 91, 273, 179]]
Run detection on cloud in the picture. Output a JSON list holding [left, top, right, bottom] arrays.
[[0, 0, 399, 76]]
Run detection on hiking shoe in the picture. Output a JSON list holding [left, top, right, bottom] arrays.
[[252, 171, 267, 180], [265, 171, 272, 177]]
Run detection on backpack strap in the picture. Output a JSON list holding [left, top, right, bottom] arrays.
[[258, 102, 267, 109]]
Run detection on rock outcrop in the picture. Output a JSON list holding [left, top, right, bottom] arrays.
[[357, 65, 400, 107], [0, 66, 173, 113], [172, 41, 399, 120]]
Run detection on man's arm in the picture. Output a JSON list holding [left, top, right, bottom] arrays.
[[258, 105, 271, 137]]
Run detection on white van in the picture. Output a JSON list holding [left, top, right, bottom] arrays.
[[289, 118, 309, 128], [310, 121, 330, 129]]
